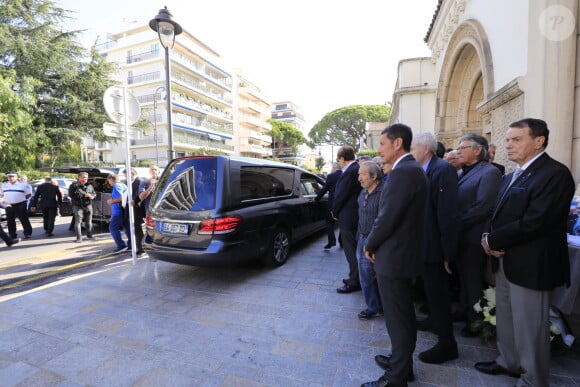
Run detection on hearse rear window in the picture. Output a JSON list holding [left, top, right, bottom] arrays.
[[155, 158, 217, 211], [240, 167, 294, 201]]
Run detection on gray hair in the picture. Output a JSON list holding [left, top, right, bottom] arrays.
[[459, 133, 489, 161], [360, 161, 382, 182], [413, 132, 437, 154]]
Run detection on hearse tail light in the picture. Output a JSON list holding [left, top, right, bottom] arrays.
[[145, 215, 155, 229], [198, 216, 242, 235]]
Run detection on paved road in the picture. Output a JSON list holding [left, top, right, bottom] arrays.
[[0, 221, 579, 386]]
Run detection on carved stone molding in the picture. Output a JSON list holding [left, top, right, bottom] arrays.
[[477, 77, 524, 115], [430, 0, 467, 64]]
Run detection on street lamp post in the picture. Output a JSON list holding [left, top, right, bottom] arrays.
[[152, 86, 166, 166], [149, 6, 182, 164]]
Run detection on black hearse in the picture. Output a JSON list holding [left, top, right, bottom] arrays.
[[145, 156, 328, 267]]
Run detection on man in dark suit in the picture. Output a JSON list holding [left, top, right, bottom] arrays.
[[410, 132, 460, 364], [124, 168, 145, 257], [29, 177, 62, 237], [332, 146, 362, 293], [361, 124, 428, 387], [476, 118, 575, 387], [315, 162, 342, 249], [456, 134, 502, 336], [488, 143, 506, 175]]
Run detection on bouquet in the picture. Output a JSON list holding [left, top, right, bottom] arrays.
[[472, 287, 576, 353], [472, 286, 496, 344]]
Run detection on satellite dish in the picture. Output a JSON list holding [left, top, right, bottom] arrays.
[[103, 86, 140, 125]]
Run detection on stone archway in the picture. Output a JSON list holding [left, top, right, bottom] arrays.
[[435, 19, 494, 148]]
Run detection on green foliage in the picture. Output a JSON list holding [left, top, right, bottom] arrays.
[[315, 156, 325, 172], [308, 105, 390, 150], [357, 149, 378, 158], [268, 119, 306, 154], [0, 0, 117, 170]]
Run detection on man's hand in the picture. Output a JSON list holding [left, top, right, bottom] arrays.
[[444, 261, 452, 274], [363, 247, 375, 263], [29, 206, 36, 212], [481, 233, 505, 257]]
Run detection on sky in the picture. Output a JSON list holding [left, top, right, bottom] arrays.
[[57, 0, 438, 133]]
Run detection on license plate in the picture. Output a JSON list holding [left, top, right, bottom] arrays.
[[161, 222, 188, 235]]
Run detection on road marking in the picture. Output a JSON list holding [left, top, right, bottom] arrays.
[[0, 252, 123, 291]]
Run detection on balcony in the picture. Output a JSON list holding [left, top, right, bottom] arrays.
[[126, 50, 159, 64], [239, 143, 271, 156], [127, 71, 160, 85], [174, 132, 234, 152]]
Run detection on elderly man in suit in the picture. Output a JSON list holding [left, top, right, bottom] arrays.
[[29, 177, 62, 237], [475, 118, 575, 387], [411, 132, 461, 364], [332, 146, 362, 294], [456, 133, 502, 337], [361, 124, 428, 387], [315, 162, 342, 249]]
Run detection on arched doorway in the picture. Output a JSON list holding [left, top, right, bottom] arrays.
[[435, 19, 494, 149]]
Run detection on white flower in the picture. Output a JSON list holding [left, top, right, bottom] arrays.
[[474, 301, 482, 313], [484, 287, 496, 306]]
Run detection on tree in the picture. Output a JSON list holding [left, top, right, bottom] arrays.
[[0, 0, 117, 169], [268, 119, 307, 155], [315, 155, 325, 172], [308, 105, 390, 150]]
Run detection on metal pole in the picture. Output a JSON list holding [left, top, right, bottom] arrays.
[[122, 87, 137, 264], [164, 46, 174, 163], [153, 94, 159, 165]]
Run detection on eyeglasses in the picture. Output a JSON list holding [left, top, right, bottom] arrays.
[[457, 145, 474, 151]]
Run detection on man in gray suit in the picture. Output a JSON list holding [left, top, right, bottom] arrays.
[[456, 134, 502, 336], [361, 124, 429, 387]]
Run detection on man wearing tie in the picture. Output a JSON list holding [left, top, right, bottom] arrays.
[[361, 124, 428, 387], [476, 118, 575, 387]]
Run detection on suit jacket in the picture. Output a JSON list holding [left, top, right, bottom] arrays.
[[315, 169, 342, 210], [332, 162, 361, 230], [423, 156, 461, 263], [487, 153, 575, 290], [30, 182, 62, 209], [458, 161, 502, 244], [491, 162, 506, 176], [365, 155, 429, 278]]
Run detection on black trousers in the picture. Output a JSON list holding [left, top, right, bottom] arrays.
[[0, 224, 15, 245], [42, 207, 58, 234], [324, 212, 336, 245], [340, 227, 359, 286], [6, 201, 32, 238], [422, 262, 456, 346], [456, 241, 486, 323], [134, 215, 144, 253], [377, 275, 416, 385]]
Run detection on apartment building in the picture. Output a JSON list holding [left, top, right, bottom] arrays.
[[270, 101, 306, 166], [231, 70, 273, 158], [87, 24, 235, 166]]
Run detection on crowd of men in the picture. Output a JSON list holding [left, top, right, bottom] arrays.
[[327, 119, 574, 387], [0, 166, 161, 257]]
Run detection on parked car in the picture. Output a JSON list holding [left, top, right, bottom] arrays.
[[145, 156, 328, 267]]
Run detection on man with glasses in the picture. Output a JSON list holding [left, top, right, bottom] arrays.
[[455, 134, 501, 337]]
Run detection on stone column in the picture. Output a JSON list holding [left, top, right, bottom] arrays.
[[524, 0, 577, 172]]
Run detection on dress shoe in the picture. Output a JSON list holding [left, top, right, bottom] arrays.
[[415, 317, 433, 332], [361, 375, 407, 387], [374, 355, 415, 382], [7, 237, 20, 247], [474, 360, 520, 378], [47, 232, 54, 237], [358, 310, 384, 320], [418, 342, 458, 364], [24, 234, 31, 239], [336, 284, 361, 294], [323, 242, 336, 249]]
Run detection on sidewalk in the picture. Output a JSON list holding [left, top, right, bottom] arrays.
[[0, 233, 579, 386]]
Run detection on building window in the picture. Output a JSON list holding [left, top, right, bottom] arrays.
[[275, 104, 288, 110]]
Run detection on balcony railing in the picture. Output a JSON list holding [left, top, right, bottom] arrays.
[[127, 50, 159, 64], [127, 71, 160, 85], [174, 132, 234, 152]]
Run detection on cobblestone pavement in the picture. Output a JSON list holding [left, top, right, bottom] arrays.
[[0, 233, 579, 386]]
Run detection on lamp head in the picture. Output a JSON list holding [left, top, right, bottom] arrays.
[[149, 6, 182, 49]]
